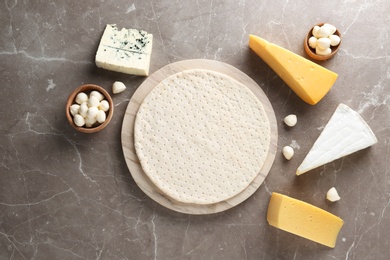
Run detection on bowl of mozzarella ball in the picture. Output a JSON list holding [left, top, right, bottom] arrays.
[[304, 23, 341, 61], [66, 84, 113, 133]]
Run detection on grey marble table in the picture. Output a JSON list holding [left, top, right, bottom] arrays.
[[1, 1, 389, 259]]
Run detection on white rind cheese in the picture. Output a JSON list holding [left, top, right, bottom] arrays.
[[296, 103, 377, 175], [95, 24, 153, 76]]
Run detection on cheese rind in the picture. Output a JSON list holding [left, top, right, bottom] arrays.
[[249, 35, 338, 105], [95, 24, 153, 76], [267, 192, 344, 248], [296, 103, 378, 175]]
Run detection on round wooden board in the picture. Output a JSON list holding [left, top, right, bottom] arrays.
[[121, 59, 278, 214]]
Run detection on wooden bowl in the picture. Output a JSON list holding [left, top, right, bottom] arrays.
[[66, 84, 114, 133], [304, 23, 341, 61]]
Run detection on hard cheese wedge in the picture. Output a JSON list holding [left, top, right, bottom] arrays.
[[297, 103, 377, 175], [249, 35, 338, 105], [267, 192, 344, 248]]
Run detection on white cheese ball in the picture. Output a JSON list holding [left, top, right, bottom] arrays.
[[85, 116, 97, 128], [90, 90, 105, 101], [315, 46, 332, 56], [70, 104, 80, 116], [75, 92, 88, 104], [112, 81, 127, 94], [308, 36, 317, 49], [282, 146, 294, 160], [322, 23, 337, 35], [96, 110, 107, 124], [99, 100, 110, 112], [312, 25, 320, 37], [88, 95, 100, 108], [79, 102, 88, 118], [329, 34, 341, 46], [73, 114, 85, 127], [326, 187, 341, 202], [284, 114, 297, 127], [87, 106, 99, 119], [317, 26, 331, 38], [317, 37, 331, 50]]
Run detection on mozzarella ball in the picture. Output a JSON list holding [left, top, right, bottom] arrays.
[[329, 34, 341, 46], [317, 37, 331, 50], [312, 25, 320, 37], [96, 110, 107, 124], [88, 96, 100, 108], [315, 46, 332, 56], [99, 100, 110, 112], [284, 114, 297, 127], [317, 26, 331, 38], [322, 23, 337, 35], [326, 187, 341, 202], [79, 102, 88, 118], [282, 146, 294, 160], [112, 81, 127, 94], [87, 106, 99, 119], [75, 92, 88, 104], [73, 114, 85, 127], [308, 36, 317, 49], [90, 90, 105, 101], [70, 104, 80, 116], [85, 116, 97, 128]]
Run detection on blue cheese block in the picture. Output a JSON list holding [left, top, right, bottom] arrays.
[[95, 24, 153, 76]]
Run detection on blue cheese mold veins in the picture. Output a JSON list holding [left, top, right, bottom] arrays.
[[95, 24, 153, 76]]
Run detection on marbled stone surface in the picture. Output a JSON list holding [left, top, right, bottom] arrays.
[[1, 0, 389, 259]]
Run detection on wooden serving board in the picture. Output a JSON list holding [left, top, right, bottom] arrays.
[[121, 59, 278, 214]]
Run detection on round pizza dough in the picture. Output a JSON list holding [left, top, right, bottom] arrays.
[[134, 69, 270, 204]]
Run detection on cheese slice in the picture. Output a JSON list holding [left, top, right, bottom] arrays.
[[297, 103, 377, 175], [249, 35, 338, 105], [267, 192, 344, 248], [95, 24, 153, 76]]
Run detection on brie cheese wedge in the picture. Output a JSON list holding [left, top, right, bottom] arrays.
[[296, 103, 377, 175]]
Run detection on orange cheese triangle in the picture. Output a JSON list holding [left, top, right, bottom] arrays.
[[249, 35, 338, 105]]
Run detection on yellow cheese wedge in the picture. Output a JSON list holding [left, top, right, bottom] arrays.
[[267, 192, 344, 248], [249, 35, 338, 105]]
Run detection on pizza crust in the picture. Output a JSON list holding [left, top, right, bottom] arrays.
[[134, 69, 271, 204]]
